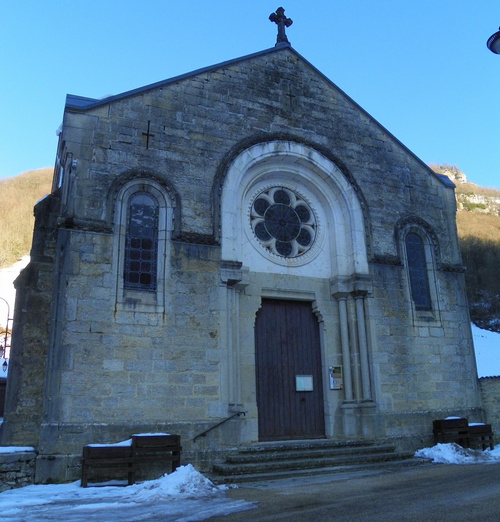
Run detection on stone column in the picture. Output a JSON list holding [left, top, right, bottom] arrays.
[[225, 285, 239, 404], [220, 262, 249, 411], [355, 294, 372, 401], [335, 293, 354, 402]]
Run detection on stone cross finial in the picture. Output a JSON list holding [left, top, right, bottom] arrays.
[[269, 7, 293, 46]]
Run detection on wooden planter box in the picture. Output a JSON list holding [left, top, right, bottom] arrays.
[[81, 433, 182, 487], [433, 418, 494, 450]]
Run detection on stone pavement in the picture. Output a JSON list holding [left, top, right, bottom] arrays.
[[207, 462, 500, 521]]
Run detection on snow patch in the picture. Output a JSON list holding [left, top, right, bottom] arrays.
[[415, 443, 500, 464], [131, 464, 225, 502], [0, 464, 253, 521], [0, 446, 35, 453], [472, 323, 500, 377], [87, 439, 132, 447]]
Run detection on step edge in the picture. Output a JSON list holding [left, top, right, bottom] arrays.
[[213, 453, 416, 475]]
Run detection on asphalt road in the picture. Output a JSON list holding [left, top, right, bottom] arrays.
[[207, 462, 500, 521]]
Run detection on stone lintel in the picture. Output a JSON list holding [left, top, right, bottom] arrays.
[[57, 217, 113, 234], [341, 400, 377, 411]]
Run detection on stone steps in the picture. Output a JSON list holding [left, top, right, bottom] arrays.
[[209, 439, 427, 483], [225, 442, 397, 464]]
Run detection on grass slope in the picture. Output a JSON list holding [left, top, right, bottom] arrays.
[[0, 168, 53, 268]]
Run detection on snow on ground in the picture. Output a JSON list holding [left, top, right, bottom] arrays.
[[472, 323, 500, 377], [0, 446, 499, 521], [415, 442, 500, 464], [0, 464, 255, 522], [0, 256, 29, 317], [0, 256, 29, 365], [0, 445, 34, 453]]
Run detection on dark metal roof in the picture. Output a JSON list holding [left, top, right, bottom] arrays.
[[434, 173, 456, 188], [65, 95, 103, 109]]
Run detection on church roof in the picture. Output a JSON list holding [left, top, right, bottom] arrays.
[[433, 173, 456, 188]]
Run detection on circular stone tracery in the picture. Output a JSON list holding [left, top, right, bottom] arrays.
[[250, 187, 316, 258]]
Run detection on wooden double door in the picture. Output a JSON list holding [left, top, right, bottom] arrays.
[[255, 299, 325, 441]]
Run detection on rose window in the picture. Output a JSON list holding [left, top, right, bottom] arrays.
[[250, 187, 316, 258]]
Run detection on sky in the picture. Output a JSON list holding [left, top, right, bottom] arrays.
[[0, 447, 499, 520], [0, 1, 499, 187]]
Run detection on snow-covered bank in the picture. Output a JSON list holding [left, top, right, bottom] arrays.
[[0, 256, 29, 314], [0, 256, 29, 364], [416, 442, 500, 464], [1, 445, 500, 521], [472, 323, 500, 377], [0, 464, 255, 521]]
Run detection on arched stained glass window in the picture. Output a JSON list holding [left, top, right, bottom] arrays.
[[405, 232, 432, 311], [124, 192, 159, 291]]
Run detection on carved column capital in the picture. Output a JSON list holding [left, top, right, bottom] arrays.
[[220, 261, 249, 290], [330, 273, 372, 299]]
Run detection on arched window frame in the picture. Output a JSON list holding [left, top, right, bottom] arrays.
[[401, 224, 440, 322], [405, 232, 432, 311], [123, 192, 159, 292], [113, 180, 173, 311]]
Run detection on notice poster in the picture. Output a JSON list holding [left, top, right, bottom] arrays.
[[295, 375, 314, 391], [329, 366, 343, 390]]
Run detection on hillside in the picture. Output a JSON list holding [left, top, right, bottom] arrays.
[[0, 168, 53, 268], [0, 166, 499, 330], [431, 164, 500, 331]]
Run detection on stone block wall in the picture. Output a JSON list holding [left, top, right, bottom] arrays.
[[479, 376, 500, 439], [369, 261, 481, 425], [1, 194, 60, 447], [0, 449, 36, 492]]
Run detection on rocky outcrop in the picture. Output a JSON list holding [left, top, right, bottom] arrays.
[[430, 164, 500, 216], [431, 163, 468, 184]]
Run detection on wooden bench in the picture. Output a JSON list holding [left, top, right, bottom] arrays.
[[132, 433, 182, 473], [81, 444, 135, 487], [433, 418, 494, 450]]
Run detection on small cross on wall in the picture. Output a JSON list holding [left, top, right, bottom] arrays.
[[142, 120, 155, 149], [269, 7, 293, 46]]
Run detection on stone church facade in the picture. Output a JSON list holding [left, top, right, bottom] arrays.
[[1, 40, 483, 482]]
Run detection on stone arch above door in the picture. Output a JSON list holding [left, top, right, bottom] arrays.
[[220, 140, 369, 278]]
